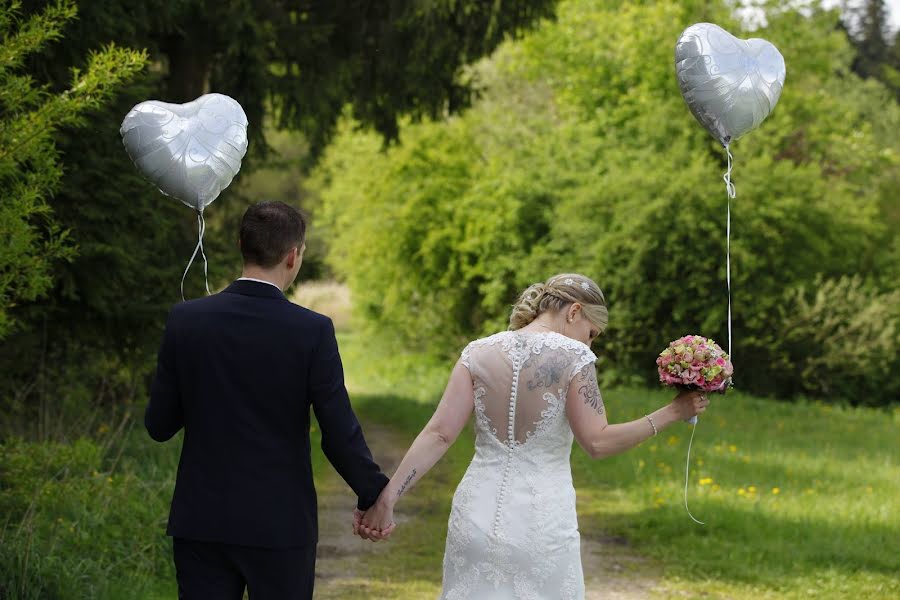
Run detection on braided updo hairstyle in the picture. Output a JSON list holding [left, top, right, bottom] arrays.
[[508, 273, 608, 333]]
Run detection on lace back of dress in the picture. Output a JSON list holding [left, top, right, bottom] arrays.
[[464, 332, 595, 446]]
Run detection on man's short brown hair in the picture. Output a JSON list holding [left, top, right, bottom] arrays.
[[239, 201, 306, 268]]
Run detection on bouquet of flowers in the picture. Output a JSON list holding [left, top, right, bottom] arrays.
[[656, 335, 734, 392]]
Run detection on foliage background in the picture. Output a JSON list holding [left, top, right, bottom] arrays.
[[312, 0, 900, 405]]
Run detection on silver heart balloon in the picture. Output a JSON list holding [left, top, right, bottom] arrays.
[[120, 93, 249, 211], [675, 23, 786, 147]]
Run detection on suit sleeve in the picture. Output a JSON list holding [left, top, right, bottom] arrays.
[[145, 308, 184, 442], [309, 318, 389, 510]]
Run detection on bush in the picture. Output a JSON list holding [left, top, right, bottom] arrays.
[[765, 276, 900, 405], [0, 434, 174, 599]]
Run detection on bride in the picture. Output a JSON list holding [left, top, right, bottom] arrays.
[[356, 273, 709, 599]]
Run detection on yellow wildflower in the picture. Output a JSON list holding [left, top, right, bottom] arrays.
[[699, 477, 713, 485], [728, 445, 737, 453], [738, 488, 746, 496], [748, 486, 757, 494], [772, 487, 780, 495]]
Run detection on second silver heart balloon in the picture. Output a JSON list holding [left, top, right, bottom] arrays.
[[120, 93, 249, 211], [675, 23, 786, 146]]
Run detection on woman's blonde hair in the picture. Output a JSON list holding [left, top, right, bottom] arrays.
[[508, 273, 608, 332]]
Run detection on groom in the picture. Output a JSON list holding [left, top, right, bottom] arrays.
[[145, 200, 390, 599]]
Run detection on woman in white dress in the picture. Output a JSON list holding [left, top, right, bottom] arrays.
[[357, 273, 709, 599]]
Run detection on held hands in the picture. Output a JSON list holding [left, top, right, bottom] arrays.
[[671, 389, 710, 421], [352, 496, 396, 542]]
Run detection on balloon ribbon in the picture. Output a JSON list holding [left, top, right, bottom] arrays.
[[683, 145, 736, 525], [180, 210, 211, 301]]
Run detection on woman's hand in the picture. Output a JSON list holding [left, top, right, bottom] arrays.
[[671, 389, 710, 421], [356, 495, 396, 541]]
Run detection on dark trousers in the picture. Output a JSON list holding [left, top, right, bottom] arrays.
[[173, 538, 316, 600]]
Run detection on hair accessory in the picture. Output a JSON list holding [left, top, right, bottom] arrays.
[[564, 278, 575, 285], [580, 281, 590, 291]]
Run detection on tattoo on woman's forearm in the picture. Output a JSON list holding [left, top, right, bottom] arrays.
[[397, 469, 417, 498]]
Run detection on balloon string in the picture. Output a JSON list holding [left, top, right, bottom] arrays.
[[198, 211, 210, 296], [180, 211, 211, 301], [681, 146, 736, 525], [723, 146, 735, 361], [684, 419, 704, 525]]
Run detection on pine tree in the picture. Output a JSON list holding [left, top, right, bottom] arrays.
[[846, 0, 891, 79], [0, 0, 145, 338]]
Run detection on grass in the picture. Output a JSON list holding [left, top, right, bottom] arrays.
[[1, 328, 896, 599]]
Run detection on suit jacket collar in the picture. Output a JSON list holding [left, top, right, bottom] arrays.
[[223, 279, 288, 300]]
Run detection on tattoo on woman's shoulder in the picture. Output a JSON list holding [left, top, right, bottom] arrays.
[[577, 364, 604, 415]]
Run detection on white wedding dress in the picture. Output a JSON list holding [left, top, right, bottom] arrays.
[[440, 330, 597, 600]]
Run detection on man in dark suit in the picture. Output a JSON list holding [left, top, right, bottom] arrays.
[[146, 200, 390, 600]]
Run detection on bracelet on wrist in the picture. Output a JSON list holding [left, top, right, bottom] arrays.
[[644, 414, 658, 436]]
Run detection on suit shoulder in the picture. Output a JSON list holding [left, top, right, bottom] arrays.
[[168, 294, 219, 317], [284, 302, 333, 328]]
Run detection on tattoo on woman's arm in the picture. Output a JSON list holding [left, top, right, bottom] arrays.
[[577, 365, 604, 415], [397, 469, 417, 498]]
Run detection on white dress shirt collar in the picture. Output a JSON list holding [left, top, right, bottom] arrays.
[[237, 277, 283, 291]]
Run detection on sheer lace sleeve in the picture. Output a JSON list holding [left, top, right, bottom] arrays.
[[567, 348, 597, 388], [460, 342, 473, 370]]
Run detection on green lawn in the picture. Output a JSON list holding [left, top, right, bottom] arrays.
[[1, 331, 896, 599]]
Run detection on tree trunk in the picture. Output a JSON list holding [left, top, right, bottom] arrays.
[[161, 25, 214, 102]]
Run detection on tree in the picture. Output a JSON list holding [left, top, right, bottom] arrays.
[[0, 0, 145, 339], [20, 0, 558, 157], [314, 0, 900, 405], [1, 0, 560, 428], [842, 0, 900, 98]]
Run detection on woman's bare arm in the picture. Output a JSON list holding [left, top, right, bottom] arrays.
[[566, 363, 708, 460], [357, 360, 474, 535]]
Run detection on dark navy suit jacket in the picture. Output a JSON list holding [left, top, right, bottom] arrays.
[[146, 279, 389, 548]]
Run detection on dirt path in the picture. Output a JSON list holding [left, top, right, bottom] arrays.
[[313, 420, 662, 599], [313, 422, 406, 599]]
